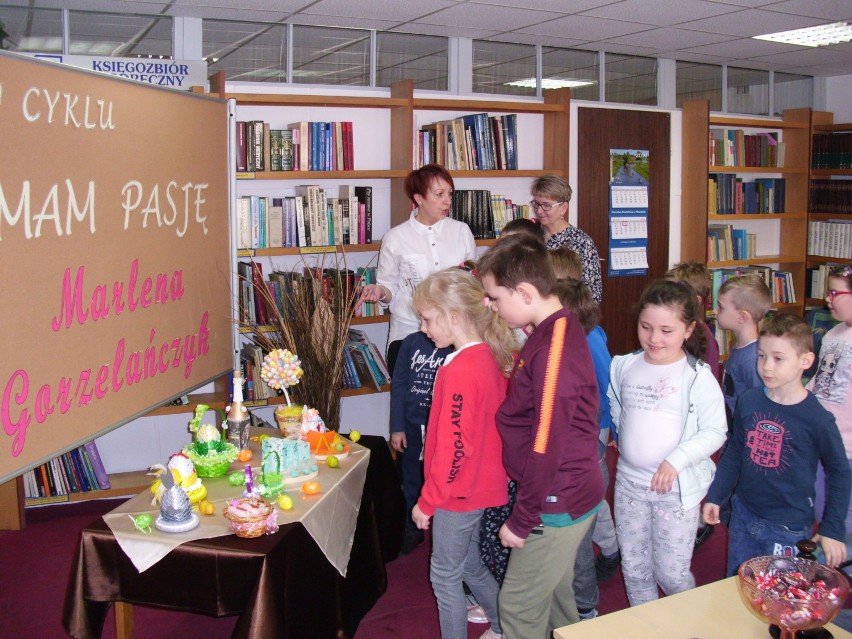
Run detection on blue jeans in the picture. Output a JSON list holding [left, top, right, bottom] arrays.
[[727, 495, 812, 577], [431, 508, 501, 639]]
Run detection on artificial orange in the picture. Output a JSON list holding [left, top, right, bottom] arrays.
[[199, 500, 215, 515], [237, 449, 253, 462], [302, 480, 322, 495]]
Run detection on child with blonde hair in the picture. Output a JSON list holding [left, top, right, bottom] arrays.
[[411, 267, 516, 639]]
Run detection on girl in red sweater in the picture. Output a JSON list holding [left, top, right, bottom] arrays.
[[411, 267, 516, 639]]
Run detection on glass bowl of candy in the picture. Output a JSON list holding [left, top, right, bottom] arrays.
[[737, 556, 850, 639]]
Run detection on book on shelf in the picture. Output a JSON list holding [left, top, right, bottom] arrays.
[[708, 175, 786, 215], [808, 219, 852, 258], [23, 440, 111, 504], [417, 112, 518, 171], [811, 131, 852, 170], [709, 265, 797, 308], [808, 262, 845, 299], [236, 121, 248, 172], [450, 189, 532, 240], [709, 128, 784, 168], [809, 180, 852, 215], [706, 224, 756, 262], [234, 119, 355, 172]]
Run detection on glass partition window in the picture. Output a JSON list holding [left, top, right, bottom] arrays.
[[204, 20, 288, 83], [774, 72, 813, 115], [676, 61, 722, 110], [377, 32, 447, 90], [473, 40, 536, 96], [0, 6, 63, 53], [292, 25, 369, 86], [542, 47, 599, 101], [604, 53, 657, 105], [68, 10, 172, 58], [727, 66, 769, 115]]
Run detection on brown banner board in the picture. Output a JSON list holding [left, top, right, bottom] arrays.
[[0, 52, 233, 484]]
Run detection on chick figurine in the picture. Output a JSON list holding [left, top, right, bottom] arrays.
[[148, 453, 207, 507]]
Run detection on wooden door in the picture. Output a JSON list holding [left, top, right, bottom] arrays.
[[577, 107, 671, 357]]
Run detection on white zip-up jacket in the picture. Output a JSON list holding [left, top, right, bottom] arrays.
[[608, 350, 727, 511]]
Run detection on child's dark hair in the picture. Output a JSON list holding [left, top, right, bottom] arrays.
[[637, 279, 707, 360], [476, 233, 557, 297], [829, 262, 852, 292], [500, 218, 545, 244], [556, 278, 599, 334], [759, 312, 814, 356]]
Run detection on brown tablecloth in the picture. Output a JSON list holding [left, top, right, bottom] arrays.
[[62, 435, 405, 639]]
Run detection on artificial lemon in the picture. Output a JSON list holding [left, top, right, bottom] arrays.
[[199, 500, 215, 515], [349, 429, 361, 443], [237, 449, 253, 462], [278, 494, 294, 510], [326, 455, 339, 468]]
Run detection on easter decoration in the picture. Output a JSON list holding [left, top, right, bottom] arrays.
[[255, 436, 318, 499], [182, 404, 238, 477], [223, 496, 278, 538], [302, 406, 350, 461], [148, 452, 207, 507], [262, 349, 305, 437], [154, 466, 200, 533]]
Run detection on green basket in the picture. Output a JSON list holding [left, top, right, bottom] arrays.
[[182, 443, 238, 478], [257, 450, 284, 499]]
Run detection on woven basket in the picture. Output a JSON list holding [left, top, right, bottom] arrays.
[[222, 497, 275, 538], [182, 443, 238, 478]]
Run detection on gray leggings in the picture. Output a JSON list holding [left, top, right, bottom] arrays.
[[614, 473, 699, 607]]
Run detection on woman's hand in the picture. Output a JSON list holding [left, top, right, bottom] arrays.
[[650, 460, 678, 494], [391, 432, 407, 453], [357, 284, 390, 314]]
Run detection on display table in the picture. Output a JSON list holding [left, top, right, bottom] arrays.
[[62, 434, 405, 639], [553, 577, 852, 639]]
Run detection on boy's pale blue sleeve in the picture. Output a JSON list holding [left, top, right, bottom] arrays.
[[817, 411, 851, 542], [589, 327, 615, 436]]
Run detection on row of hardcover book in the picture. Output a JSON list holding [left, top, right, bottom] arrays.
[[709, 265, 797, 308], [708, 128, 785, 168], [809, 179, 852, 214], [23, 441, 111, 504], [417, 112, 518, 171], [707, 224, 757, 262], [808, 219, 852, 259], [236, 120, 354, 173], [707, 175, 786, 215], [238, 261, 383, 328], [811, 131, 852, 170], [450, 190, 533, 240], [237, 185, 373, 249], [808, 263, 846, 299], [343, 329, 391, 391]]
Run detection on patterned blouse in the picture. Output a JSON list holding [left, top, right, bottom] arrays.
[[545, 225, 603, 303]]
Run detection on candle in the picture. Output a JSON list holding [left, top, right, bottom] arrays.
[[243, 464, 254, 497]]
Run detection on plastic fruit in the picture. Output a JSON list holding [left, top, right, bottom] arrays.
[[228, 471, 246, 486], [302, 480, 322, 495], [237, 449, 253, 462], [334, 442, 345, 452], [199, 500, 215, 515], [349, 429, 361, 443], [278, 494, 294, 510], [326, 455, 339, 468]]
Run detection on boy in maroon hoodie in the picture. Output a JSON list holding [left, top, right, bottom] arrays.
[[477, 235, 605, 638]]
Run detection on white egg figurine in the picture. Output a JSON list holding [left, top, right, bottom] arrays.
[[196, 423, 220, 443]]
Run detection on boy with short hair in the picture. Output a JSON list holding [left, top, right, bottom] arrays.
[[703, 313, 851, 576], [477, 234, 604, 638], [715, 274, 772, 423], [665, 261, 721, 382]]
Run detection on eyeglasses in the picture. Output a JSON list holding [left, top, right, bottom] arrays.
[[529, 200, 565, 212], [826, 289, 852, 301]]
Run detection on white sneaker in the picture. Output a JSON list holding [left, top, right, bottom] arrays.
[[467, 604, 489, 624], [479, 628, 503, 639]]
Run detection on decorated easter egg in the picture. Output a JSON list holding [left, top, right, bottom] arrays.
[[199, 500, 215, 515], [349, 429, 361, 443], [278, 494, 294, 510], [326, 455, 339, 468], [238, 449, 253, 462], [228, 471, 246, 486]]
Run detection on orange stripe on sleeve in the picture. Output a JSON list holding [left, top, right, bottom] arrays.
[[534, 316, 567, 454]]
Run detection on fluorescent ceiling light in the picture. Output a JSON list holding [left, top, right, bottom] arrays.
[[505, 77, 595, 89], [753, 22, 852, 47]]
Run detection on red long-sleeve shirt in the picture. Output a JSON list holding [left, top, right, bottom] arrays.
[[417, 343, 509, 516], [497, 309, 604, 538]]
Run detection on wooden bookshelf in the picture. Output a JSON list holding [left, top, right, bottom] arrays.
[[681, 100, 809, 315]]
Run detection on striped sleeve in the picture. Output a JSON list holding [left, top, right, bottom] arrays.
[[533, 316, 567, 454]]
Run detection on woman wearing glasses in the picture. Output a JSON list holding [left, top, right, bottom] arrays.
[[530, 175, 603, 303]]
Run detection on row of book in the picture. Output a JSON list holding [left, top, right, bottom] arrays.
[[23, 441, 111, 504], [237, 185, 373, 250], [417, 112, 518, 171], [343, 329, 391, 391], [236, 120, 354, 173], [807, 219, 852, 259], [238, 261, 383, 328], [707, 175, 786, 215], [707, 224, 757, 262], [709, 265, 797, 308], [809, 179, 852, 214], [808, 263, 845, 300], [449, 190, 533, 240], [708, 128, 785, 168], [811, 131, 852, 169]]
